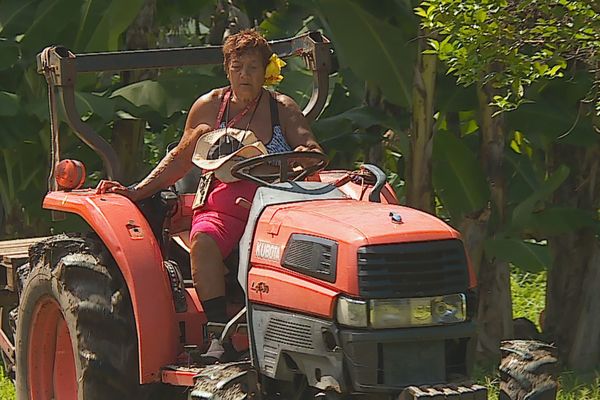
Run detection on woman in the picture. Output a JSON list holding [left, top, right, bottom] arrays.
[[97, 30, 323, 344]]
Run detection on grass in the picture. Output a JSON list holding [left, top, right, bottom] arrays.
[[0, 367, 14, 400], [510, 268, 547, 330], [0, 268, 597, 399], [477, 366, 600, 400]]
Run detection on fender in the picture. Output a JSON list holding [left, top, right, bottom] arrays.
[[43, 190, 179, 383]]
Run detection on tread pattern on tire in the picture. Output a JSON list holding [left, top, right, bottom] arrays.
[[18, 233, 140, 399], [499, 340, 558, 400]]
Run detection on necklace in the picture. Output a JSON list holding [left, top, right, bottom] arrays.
[[215, 87, 262, 129], [215, 88, 263, 159]]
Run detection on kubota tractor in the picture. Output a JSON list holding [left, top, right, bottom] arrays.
[[0, 32, 558, 400]]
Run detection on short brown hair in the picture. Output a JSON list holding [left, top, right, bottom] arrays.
[[222, 29, 272, 71]]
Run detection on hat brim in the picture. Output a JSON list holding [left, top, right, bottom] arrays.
[[192, 142, 265, 170]]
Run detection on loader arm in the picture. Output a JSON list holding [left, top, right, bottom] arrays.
[[36, 32, 331, 183]]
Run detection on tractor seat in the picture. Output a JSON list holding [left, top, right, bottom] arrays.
[[167, 141, 203, 194], [174, 168, 202, 194]]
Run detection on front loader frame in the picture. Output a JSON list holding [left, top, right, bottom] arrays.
[[36, 32, 332, 182]]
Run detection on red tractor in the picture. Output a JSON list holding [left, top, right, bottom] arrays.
[[0, 33, 557, 400]]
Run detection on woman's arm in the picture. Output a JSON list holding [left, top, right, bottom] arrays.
[[133, 122, 211, 195], [97, 91, 219, 200], [276, 93, 323, 153], [97, 123, 211, 200]]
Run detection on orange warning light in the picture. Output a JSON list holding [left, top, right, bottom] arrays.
[[55, 159, 86, 190]]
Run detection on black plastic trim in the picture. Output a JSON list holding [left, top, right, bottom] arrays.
[[338, 320, 477, 343], [282, 234, 338, 283], [339, 321, 477, 392], [250, 303, 345, 390]]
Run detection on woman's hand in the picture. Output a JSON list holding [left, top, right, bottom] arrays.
[[292, 145, 322, 167], [293, 145, 320, 153], [96, 180, 143, 202]]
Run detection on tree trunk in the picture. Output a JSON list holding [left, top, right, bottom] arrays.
[[113, 0, 157, 184], [122, 0, 157, 83], [471, 83, 513, 361], [365, 84, 385, 167], [446, 111, 461, 137], [207, 0, 251, 45], [112, 119, 146, 185], [545, 143, 600, 371], [406, 31, 436, 213]]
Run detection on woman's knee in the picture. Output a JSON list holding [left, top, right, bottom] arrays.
[[190, 233, 224, 275], [191, 232, 220, 254]]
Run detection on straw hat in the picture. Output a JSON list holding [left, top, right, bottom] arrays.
[[192, 127, 267, 182]]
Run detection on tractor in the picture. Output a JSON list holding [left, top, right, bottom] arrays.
[[0, 32, 558, 400]]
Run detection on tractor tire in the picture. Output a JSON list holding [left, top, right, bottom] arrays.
[[499, 340, 558, 400], [15, 234, 139, 400]]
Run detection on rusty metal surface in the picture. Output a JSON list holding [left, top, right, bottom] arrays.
[[37, 32, 330, 73]]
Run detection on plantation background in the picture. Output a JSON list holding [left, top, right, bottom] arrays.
[[0, 0, 598, 397]]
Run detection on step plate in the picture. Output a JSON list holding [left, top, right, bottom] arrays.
[[189, 361, 251, 400], [398, 384, 488, 400]]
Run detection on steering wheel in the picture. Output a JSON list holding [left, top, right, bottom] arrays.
[[231, 151, 329, 187]]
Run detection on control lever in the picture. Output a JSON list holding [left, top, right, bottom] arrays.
[[160, 190, 179, 259], [235, 197, 252, 209], [360, 164, 387, 203]]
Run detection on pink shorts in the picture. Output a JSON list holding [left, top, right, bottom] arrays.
[[189, 180, 258, 258]]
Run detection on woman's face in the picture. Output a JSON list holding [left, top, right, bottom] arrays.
[[227, 50, 265, 100]]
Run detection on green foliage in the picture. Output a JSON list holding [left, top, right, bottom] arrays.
[[82, 0, 146, 52], [510, 165, 570, 229], [0, 0, 224, 238], [418, 0, 600, 113], [314, 0, 416, 107], [0, 367, 15, 399], [259, 2, 311, 38], [485, 239, 550, 273], [0, 0, 164, 237], [507, 78, 598, 148], [0, 91, 19, 116], [432, 132, 490, 222], [556, 372, 600, 400]]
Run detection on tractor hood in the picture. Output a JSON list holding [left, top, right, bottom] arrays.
[[267, 199, 460, 247], [247, 198, 471, 310]]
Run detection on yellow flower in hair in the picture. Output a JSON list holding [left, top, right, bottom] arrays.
[[264, 53, 286, 86]]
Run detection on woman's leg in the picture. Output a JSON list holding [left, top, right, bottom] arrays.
[[190, 233, 228, 323]]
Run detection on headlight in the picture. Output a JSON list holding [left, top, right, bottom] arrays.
[[336, 297, 367, 327], [370, 294, 466, 328]]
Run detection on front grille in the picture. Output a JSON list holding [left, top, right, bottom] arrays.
[[357, 239, 469, 298], [264, 317, 314, 350]]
